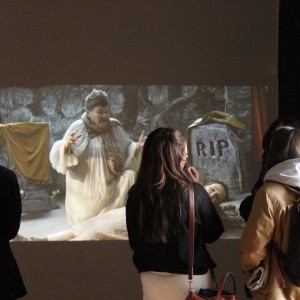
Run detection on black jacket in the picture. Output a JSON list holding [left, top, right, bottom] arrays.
[[0, 165, 27, 299], [126, 182, 224, 275]]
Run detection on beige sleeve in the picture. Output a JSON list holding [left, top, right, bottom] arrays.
[[240, 188, 275, 281]]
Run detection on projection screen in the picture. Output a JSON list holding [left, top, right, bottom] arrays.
[[0, 1, 279, 241]]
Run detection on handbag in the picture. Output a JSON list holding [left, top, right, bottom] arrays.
[[185, 183, 237, 300]]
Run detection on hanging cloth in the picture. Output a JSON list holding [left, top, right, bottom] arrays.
[[0, 122, 50, 182]]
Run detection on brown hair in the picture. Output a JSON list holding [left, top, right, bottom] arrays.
[[265, 126, 300, 172], [131, 127, 192, 243], [205, 180, 229, 203]]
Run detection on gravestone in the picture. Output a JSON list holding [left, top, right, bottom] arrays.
[[188, 123, 243, 193], [22, 183, 58, 212]]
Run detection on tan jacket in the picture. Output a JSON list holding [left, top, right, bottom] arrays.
[[240, 182, 300, 300]]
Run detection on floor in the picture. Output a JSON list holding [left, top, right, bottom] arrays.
[[19, 199, 69, 239]]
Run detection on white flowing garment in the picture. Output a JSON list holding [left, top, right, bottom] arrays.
[[49, 119, 141, 226], [71, 207, 128, 240]]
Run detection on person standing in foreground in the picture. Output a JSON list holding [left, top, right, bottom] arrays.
[[50, 89, 146, 226], [126, 127, 224, 300], [239, 116, 300, 222], [0, 165, 27, 299], [240, 126, 300, 299]]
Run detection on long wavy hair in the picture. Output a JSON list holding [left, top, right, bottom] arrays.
[[131, 127, 192, 243], [264, 126, 300, 173]]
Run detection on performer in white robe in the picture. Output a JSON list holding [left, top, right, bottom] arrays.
[[49, 88, 146, 226]]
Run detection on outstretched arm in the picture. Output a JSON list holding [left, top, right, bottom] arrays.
[[137, 130, 147, 149]]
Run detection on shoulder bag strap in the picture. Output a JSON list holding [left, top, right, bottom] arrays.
[[187, 183, 195, 296], [271, 244, 286, 288]]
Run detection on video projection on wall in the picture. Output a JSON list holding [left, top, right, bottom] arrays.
[[0, 84, 269, 240]]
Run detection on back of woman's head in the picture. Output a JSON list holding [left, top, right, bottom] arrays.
[[133, 127, 190, 243], [262, 116, 300, 152], [136, 127, 190, 191], [265, 126, 300, 171]]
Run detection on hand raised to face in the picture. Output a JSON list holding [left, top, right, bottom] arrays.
[[186, 166, 200, 183]]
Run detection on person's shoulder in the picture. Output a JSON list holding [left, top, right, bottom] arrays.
[[193, 182, 206, 193], [0, 165, 17, 185], [109, 118, 123, 128], [0, 165, 15, 177], [193, 182, 210, 201], [262, 181, 288, 193], [259, 181, 295, 206], [66, 119, 87, 133], [0, 164, 8, 172], [257, 182, 282, 198], [71, 119, 85, 127]]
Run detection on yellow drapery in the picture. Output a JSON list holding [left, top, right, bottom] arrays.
[[0, 122, 50, 182]]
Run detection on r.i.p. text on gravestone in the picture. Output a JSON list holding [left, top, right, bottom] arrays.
[[189, 123, 243, 193]]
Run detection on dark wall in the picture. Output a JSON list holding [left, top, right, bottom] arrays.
[[1, 1, 278, 87], [11, 240, 242, 300], [278, 0, 300, 119]]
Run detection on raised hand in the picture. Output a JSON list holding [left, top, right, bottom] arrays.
[[64, 129, 82, 152], [138, 130, 147, 148], [187, 166, 200, 183]]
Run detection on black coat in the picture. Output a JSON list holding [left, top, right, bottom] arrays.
[[0, 165, 27, 299]]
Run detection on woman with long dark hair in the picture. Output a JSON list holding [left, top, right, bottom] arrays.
[[126, 127, 224, 300]]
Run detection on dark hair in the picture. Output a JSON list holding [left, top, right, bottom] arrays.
[[131, 127, 192, 243], [264, 126, 300, 172], [254, 117, 300, 193], [262, 116, 300, 154], [84, 89, 109, 111], [205, 180, 229, 203]]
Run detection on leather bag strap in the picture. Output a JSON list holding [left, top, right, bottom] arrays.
[[187, 184, 237, 300], [187, 183, 195, 299], [188, 183, 195, 280], [271, 246, 286, 288]]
